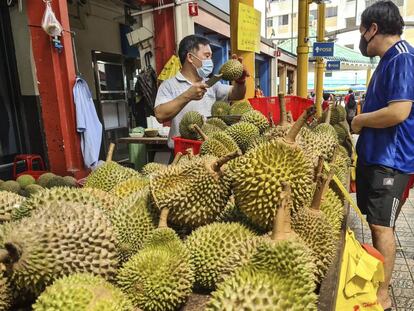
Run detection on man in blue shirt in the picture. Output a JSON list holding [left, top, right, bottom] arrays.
[[352, 1, 414, 309]]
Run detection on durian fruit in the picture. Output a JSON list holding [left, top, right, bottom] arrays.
[[0, 181, 20, 194], [211, 101, 230, 116], [36, 172, 56, 187], [0, 191, 24, 223], [109, 190, 157, 263], [33, 273, 133, 311], [45, 176, 71, 188], [198, 123, 221, 139], [63, 175, 77, 187], [109, 176, 149, 199], [266, 93, 293, 139], [25, 184, 44, 196], [197, 127, 241, 158], [220, 59, 243, 81], [240, 110, 269, 134], [206, 185, 318, 311], [324, 104, 346, 125], [228, 108, 316, 230], [85, 161, 139, 192], [179, 111, 204, 140], [12, 187, 103, 221], [225, 121, 260, 153], [229, 100, 252, 116], [141, 162, 167, 177], [117, 209, 194, 311], [151, 152, 238, 229], [208, 131, 240, 154], [82, 187, 121, 212], [334, 123, 348, 144], [0, 201, 117, 295], [16, 175, 35, 188], [185, 222, 257, 290], [291, 169, 339, 282], [206, 117, 228, 130], [0, 275, 11, 311]]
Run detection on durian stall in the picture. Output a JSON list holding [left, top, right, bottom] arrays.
[[0, 86, 362, 310]]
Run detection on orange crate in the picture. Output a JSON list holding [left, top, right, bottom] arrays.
[[173, 136, 203, 155]]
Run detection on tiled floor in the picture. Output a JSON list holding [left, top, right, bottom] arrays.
[[348, 191, 414, 310]]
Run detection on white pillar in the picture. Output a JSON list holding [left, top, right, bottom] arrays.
[[174, 3, 195, 51]]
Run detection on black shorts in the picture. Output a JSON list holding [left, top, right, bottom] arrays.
[[356, 161, 410, 227]]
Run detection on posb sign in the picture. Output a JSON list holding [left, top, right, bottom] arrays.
[[313, 42, 334, 57]]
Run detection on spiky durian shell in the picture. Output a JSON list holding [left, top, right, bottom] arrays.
[[33, 273, 133, 311], [3, 202, 117, 295], [185, 222, 257, 290], [321, 188, 345, 235], [200, 139, 231, 158], [16, 175, 35, 188], [117, 230, 193, 311], [211, 101, 230, 116], [225, 122, 260, 153], [141, 162, 167, 177], [82, 187, 121, 212], [12, 187, 103, 221], [85, 162, 140, 192], [179, 111, 204, 140], [109, 190, 157, 263], [25, 184, 44, 196], [206, 117, 228, 130], [240, 110, 270, 134], [291, 208, 338, 282], [109, 177, 149, 199], [220, 59, 243, 81], [0, 276, 11, 311], [229, 100, 252, 116], [150, 155, 231, 229], [197, 123, 221, 139], [0, 191, 24, 223], [0, 181, 20, 194], [228, 140, 314, 230]]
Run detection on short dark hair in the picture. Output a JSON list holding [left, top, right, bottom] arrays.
[[361, 1, 404, 36], [178, 35, 210, 65], [323, 93, 330, 101], [348, 89, 353, 94]]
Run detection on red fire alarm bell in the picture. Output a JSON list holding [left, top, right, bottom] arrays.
[[188, 2, 198, 16]]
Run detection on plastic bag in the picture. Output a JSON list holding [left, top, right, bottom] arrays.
[[41, 1, 63, 37]]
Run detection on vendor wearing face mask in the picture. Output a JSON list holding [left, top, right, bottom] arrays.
[[154, 35, 248, 150], [352, 1, 414, 310]]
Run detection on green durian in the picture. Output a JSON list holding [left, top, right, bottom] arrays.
[[16, 175, 35, 188], [36, 173, 56, 187], [224, 121, 260, 153], [211, 101, 230, 116], [0, 181, 20, 194], [109, 176, 149, 199], [0, 191, 24, 223], [179, 111, 204, 140], [240, 110, 270, 134], [33, 273, 133, 311], [206, 117, 228, 130], [220, 59, 243, 81], [141, 162, 167, 177], [229, 100, 252, 116]]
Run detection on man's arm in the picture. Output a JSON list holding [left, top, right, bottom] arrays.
[[352, 101, 412, 133], [228, 82, 246, 101], [154, 82, 208, 123]]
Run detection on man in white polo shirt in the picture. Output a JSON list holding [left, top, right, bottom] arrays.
[[154, 35, 248, 150]]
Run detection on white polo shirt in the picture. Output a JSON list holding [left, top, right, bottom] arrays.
[[155, 72, 232, 148]]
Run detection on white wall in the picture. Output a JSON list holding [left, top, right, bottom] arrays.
[[9, 1, 39, 96]]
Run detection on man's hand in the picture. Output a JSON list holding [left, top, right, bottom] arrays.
[[232, 54, 250, 84], [184, 82, 208, 101], [351, 115, 363, 134]]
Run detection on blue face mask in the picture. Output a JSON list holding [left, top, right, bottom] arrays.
[[190, 53, 214, 79]]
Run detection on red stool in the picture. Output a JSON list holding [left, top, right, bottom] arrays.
[[13, 154, 47, 180]]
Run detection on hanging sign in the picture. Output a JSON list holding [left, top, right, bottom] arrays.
[[237, 2, 261, 53]]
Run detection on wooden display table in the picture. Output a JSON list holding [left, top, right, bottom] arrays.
[[117, 136, 170, 163]]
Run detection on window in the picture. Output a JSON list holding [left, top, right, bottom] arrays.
[[266, 17, 273, 27], [310, 9, 318, 19], [365, 0, 403, 8], [326, 7, 338, 17], [346, 17, 356, 28], [278, 14, 289, 26], [325, 72, 333, 77]]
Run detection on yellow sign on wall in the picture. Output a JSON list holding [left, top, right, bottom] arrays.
[[237, 2, 261, 53]]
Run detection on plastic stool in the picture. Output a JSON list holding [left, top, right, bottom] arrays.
[[13, 154, 47, 180]]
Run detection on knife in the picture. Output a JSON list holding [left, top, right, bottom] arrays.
[[206, 74, 223, 87]]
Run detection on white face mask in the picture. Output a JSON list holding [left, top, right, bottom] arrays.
[[190, 53, 214, 79]]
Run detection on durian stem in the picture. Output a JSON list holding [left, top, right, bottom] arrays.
[[278, 93, 287, 126], [106, 143, 115, 162], [186, 148, 194, 159], [286, 111, 294, 124], [285, 106, 316, 143], [330, 146, 339, 165], [171, 152, 183, 165], [0, 249, 10, 263], [272, 182, 292, 241], [325, 104, 332, 124], [310, 171, 329, 211], [268, 112, 275, 127], [212, 150, 241, 172], [191, 124, 208, 141], [314, 156, 324, 182], [159, 208, 169, 228]]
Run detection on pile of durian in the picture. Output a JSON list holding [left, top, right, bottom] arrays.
[[0, 94, 352, 311]]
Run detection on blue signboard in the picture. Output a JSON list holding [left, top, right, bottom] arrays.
[[326, 60, 341, 71], [313, 42, 334, 57]]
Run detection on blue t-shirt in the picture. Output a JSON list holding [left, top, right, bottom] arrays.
[[356, 40, 414, 173]]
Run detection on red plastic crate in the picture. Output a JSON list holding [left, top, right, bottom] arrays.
[[173, 136, 203, 155], [248, 96, 313, 124]]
